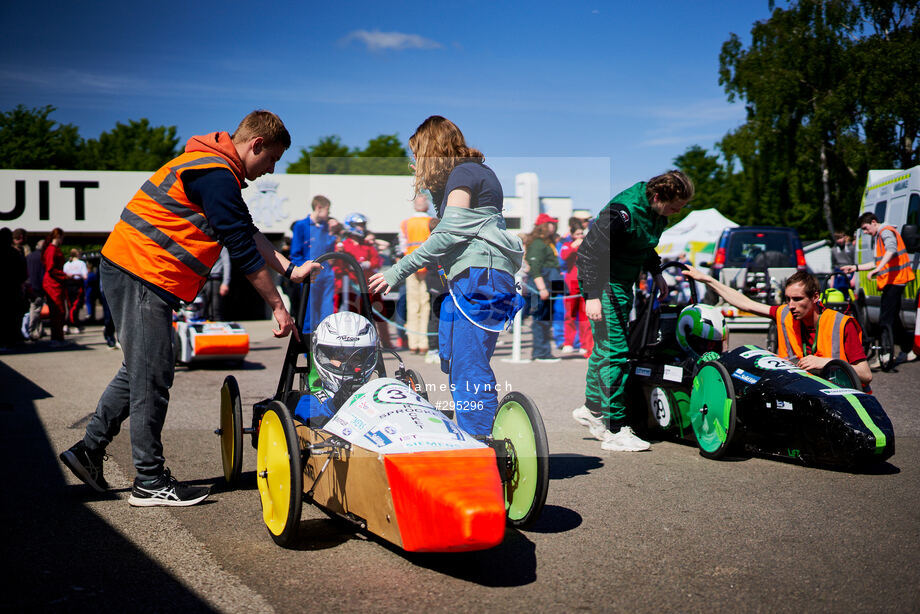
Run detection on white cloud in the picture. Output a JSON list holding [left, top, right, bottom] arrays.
[[341, 29, 442, 52]]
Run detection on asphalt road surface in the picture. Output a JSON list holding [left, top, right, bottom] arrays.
[[3, 321, 918, 613]]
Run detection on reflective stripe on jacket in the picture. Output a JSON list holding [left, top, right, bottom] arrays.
[[875, 225, 916, 289], [774, 305, 857, 362], [102, 152, 236, 301]]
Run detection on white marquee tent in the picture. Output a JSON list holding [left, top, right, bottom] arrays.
[[656, 208, 738, 266]]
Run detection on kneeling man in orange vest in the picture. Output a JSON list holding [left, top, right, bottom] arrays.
[[683, 268, 871, 388]]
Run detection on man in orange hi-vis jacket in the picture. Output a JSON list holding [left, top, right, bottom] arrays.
[[843, 212, 917, 362], [60, 110, 320, 507], [684, 268, 872, 389]]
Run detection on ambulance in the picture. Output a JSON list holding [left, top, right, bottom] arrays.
[[854, 166, 920, 334]]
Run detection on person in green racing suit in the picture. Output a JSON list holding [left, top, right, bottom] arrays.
[[572, 171, 694, 452]]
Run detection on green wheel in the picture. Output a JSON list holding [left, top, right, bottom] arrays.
[[492, 392, 549, 528], [219, 375, 243, 485], [689, 361, 737, 459], [819, 359, 860, 390], [256, 401, 303, 547]]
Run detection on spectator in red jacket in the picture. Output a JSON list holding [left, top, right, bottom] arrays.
[[341, 213, 395, 347], [42, 228, 68, 343], [559, 226, 593, 357]]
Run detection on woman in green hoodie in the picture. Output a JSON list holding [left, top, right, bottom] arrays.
[[369, 116, 524, 436]]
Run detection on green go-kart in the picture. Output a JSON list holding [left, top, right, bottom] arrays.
[[624, 262, 895, 469]]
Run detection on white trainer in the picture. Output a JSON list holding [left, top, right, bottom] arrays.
[[907, 350, 917, 362], [561, 345, 575, 354], [572, 405, 606, 440], [600, 426, 651, 452]]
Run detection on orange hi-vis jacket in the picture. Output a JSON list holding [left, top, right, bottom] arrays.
[[875, 225, 916, 289], [400, 215, 432, 274], [774, 305, 859, 362], [102, 132, 244, 302]]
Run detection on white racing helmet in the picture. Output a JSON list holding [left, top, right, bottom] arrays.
[[312, 312, 379, 393], [676, 304, 728, 359]]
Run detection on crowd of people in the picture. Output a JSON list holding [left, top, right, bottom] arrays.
[[282, 193, 599, 368], [0, 227, 117, 350]]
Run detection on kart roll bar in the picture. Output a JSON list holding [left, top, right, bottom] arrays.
[[274, 252, 386, 400], [630, 260, 699, 359]]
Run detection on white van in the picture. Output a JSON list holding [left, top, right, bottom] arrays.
[[854, 166, 920, 332]]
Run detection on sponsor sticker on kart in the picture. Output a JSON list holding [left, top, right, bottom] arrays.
[[732, 368, 760, 385], [323, 378, 485, 453], [820, 388, 864, 396], [635, 367, 652, 378], [663, 365, 683, 383]]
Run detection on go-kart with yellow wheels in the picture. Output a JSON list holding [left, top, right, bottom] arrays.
[[214, 252, 548, 550]]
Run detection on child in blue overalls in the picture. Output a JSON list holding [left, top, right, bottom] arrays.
[[294, 311, 380, 426]]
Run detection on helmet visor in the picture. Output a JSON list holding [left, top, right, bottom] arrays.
[[315, 343, 377, 376]]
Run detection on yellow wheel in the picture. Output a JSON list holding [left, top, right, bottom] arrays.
[[219, 376, 243, 485], [256, 400, 303, 547]]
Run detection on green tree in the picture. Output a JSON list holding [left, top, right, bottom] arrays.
[[0, 105, 83, 169], [287, 133, 411, 175], [672, 145, 739, 226], [713, 0, 920, 239], [80, 118, 180, 171], [287, 135, 353, 174], [719, 0, 862, 238], [852, 1, 920, 169], [352, 133, 412, 175]]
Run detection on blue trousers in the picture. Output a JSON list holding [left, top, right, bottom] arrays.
[[438, 267, 519, 437], [440, 297, 501, 437], [302, 273, 335, 333]]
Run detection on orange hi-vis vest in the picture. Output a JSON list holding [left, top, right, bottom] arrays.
[[102, 150, 239, 302], [875, 225, 916, 289], [400, 215, 432, 273], [774, 305, 858, 361]]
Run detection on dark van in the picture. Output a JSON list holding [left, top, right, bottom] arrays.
[[710, 226, 807, 300]]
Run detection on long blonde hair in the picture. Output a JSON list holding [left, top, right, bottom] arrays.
[[408, 116, 484, 196]]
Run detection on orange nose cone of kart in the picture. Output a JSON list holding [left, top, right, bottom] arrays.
[[384, 447, 506, 552]]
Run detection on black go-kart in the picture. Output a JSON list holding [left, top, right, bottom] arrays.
[[624, 261, 895, 470]]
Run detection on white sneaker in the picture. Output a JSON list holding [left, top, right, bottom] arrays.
[[572, 405, 607, 440], [425, 350, 439, 364], [561, 345, 575, 354], [868, 356, 881, 370], [907, 350, 917, 362], [600, 426, 651, 452]]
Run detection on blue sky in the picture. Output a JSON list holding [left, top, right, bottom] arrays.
[[0, 1, 773, 214]]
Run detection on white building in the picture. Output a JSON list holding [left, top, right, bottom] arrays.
[[0, 170, 573, 239]]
